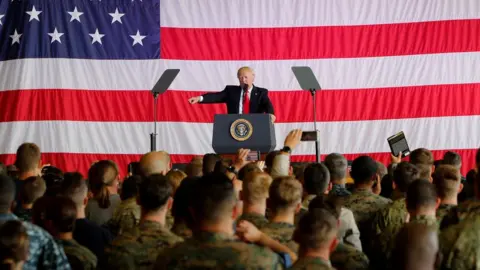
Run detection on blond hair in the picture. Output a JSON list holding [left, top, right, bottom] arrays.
[[269, 176, 303, 212], [237, 66, 254, 77], [166, 169, 187, 194], [242, 172, 273, 204]]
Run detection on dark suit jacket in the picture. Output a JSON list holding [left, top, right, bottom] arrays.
[[200, 85, 274, 114]]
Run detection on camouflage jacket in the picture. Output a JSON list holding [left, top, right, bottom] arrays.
[[56, 239, 97, 270], [105, 220, 183, 270], [289, 257, 334, 270], [154, 231, 284, 269], [106, 197, 141, 236], [171, 221, 192, 239], [436, 204, 456, 227], [331, 242, 369, 270], [262, 221, 298, 253], [237, 212, 269, 229]]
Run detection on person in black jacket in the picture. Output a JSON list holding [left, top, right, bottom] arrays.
[[188, 66, 275, 121]]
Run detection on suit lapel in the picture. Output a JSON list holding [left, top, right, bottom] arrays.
[[234, 86, 242, 113], [249, 85, 259, 113]]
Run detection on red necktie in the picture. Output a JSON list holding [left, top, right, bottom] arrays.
[[243, 90, 250, 114]]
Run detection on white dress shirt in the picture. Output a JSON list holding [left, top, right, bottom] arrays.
[[199, 85, 253, 114]]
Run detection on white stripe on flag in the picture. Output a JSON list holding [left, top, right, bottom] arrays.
[[161, 0, 480, 28], [0, 115, 477, 155], [1, 52, 479, 92]]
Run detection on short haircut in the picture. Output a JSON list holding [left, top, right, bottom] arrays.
[[406, 179, 437, 211], [392, 223, 439, 270], [293, 208, 338, 250], [186, 157, 203, 177], [442, 151, 462, 168], [350, 156, 378, 185], [393, 162, 420, 192], [432, 165, 461, 200], [303, 163, 330, 195], [139, 151, 171, 176], [0, 175, 15, 213], [88, 160, 119, 209], [42, 166, 64, 197], [238, 163, 262, 181], [308, 195, 342, 219], [120, 175, 140, 201], [202, 153, 222, 176], [410, 148, 434, 166], [324, 153, 348, 181], [138, 174, 172, 212], [166, 169, 187, 194], [0, 220, 29, 263], [60, 172, 87, 207], [41, 197, 77, 234], [416, 164, 433, 181], [20, 176, 46, 204], [237, 66, 254, 77], [242, 172, 273, 204], [14, 143, 41, 172], [269, 176, 303, 212], [190, 173, 237, 223]]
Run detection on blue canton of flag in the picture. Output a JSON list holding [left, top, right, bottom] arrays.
[[0, 0, 160, 60]]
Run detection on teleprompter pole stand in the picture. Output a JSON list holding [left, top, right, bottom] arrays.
[[309, 88, 320, 163], [149, 69, 180, 152]]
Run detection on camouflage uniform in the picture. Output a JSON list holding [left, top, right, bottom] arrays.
[[370, 198, 407, 269], [289, 257, 334, 270], [106, 197, 141, 236], [343, 188, 391, 256], [56, 239, 97, 270], [331, 242, 369, 270], [409, 215, 438, 228], [171, 221, 192, 239], [436, 204, 456, 226], [440, 199, 480, 230], [330, 184, 351, 198], [154, 231, 284, 269], [301, 194, 316, 210], [262, 222, 299, 253], [439, 215, 480, 270], [105, 220, 183, 270], [237, 212, 269, 229]]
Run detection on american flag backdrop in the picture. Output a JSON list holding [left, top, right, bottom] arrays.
[[0, 0, 479, 176]]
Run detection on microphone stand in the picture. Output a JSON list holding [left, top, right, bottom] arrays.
[[309, 88, 320, 163], [150, 93, 159, 152]]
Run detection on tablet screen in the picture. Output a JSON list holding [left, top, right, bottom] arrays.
[[391, 138, 409, 156]]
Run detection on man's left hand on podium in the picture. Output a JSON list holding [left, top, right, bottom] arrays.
[[270, 114, 276, 123]]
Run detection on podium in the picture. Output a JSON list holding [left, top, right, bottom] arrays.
[[212, 114, 276, 154]]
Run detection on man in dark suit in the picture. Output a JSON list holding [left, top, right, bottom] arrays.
[[188, 67, 275, 121]]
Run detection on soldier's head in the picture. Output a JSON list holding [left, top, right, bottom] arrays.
[[186, 157, 203, 177], [202, 153, 222, 176], [410, 148, 434, 182], [190, 173, 239, 230], [166, 169, 187, 196], [138, 174, 173, 217], [302, 163, 330, 196], [20, 176, 46, 207], [269, 176, 303, 216], [0, 174, 16, 214], [241, 172, 272, 206], [350, 156, 379, 187], [324, 153, 348, 184], [293, 208, 338, 255], [32, 196, 77, 237], [0, 220, 29, 269], [237, 163, 262, 181], [406, 179, 440, 217], [433, 165, 462, 202], [88, 160, 120, 209], [393, 162, 420, 193], [442, 151, 462, 170], [140, 151, 171, 176], [172, 177, 199, 228], [59, 172, 88, 213], [14, 143, 41, 175], [308, 195, 342, 221], [392, 223, 440, 270]]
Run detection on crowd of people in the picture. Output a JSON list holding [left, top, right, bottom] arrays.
[[0, 129, 479, 269]]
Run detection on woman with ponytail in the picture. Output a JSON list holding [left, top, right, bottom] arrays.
[[85, 160, 121, 226]]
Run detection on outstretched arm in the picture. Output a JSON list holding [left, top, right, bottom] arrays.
[[188, 87, 228, 104]]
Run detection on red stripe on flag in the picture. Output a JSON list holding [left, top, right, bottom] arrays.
[[1, 83, 479, 122], [160, 19, 480, 60], [0, 149, 476, 177]]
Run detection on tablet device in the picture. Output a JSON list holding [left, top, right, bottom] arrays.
[[387, 131, 411, 158]]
